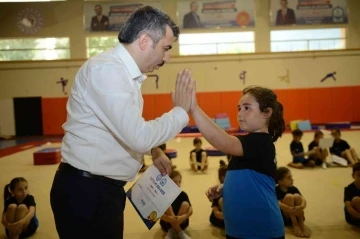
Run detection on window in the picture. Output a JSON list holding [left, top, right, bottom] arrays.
[[179, 32, 255, 56], [0, 38, 70, 61], [271, 28, 346, 52], [86, 36, 118, 58]]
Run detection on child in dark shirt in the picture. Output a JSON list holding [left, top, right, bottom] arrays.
[[344, 162, 360, 226], [276, 167, 311, 237], [160, 170, 193, 239], [288, 129, 316, 169], [308, 130, 328, 169], [209, 160, 227, 228], [2, 177, 39, 239], [189, 138, 208, 172], [330, 128, 359, 166]]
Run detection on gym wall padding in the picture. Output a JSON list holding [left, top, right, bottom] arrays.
[[142, 86, 360, 128], [37, 85, 360, 136], [41, 98, 68, 135]]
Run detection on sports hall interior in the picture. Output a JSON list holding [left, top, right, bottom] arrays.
[[0, 0, 360, 238]]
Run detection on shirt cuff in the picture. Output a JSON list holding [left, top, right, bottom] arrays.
[[172, 106, 189, 128]]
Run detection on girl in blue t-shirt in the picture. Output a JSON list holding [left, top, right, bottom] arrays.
[[190, 85, 285, 239]]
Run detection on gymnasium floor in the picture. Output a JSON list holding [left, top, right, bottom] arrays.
[[1, 131, 360, 239]]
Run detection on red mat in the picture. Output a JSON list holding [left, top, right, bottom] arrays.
[[0, 140, 62, 158]]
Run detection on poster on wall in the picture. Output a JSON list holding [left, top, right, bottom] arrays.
[[270, 0, 348, 26], [83, 2, 162, 32], [177, 0, 255, 29]]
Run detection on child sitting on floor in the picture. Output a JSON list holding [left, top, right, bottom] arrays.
[[209, 160, 227, 229], [330, 128, 359, 166], [160, 170, 193, 239], [189, 138, 208, 172], [308, 130, 328, 169], [288, 129, 316, 169], [344, 162, 360, 226], [276, 167, 311, 238], [2, 177, 39, 239]]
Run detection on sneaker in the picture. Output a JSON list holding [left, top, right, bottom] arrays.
[[165, 228, 175, 239], [178, 230, 191, 239], [322, 162, 327, 169]]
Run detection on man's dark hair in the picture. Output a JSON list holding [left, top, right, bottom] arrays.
[[118, 6, 180, 46]]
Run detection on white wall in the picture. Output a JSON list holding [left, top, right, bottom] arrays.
[[0, 50, 359, 99], [0, 99, 15, 136]]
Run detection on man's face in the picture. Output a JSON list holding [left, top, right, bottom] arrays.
[[95, 5, 102, 15], [280, 0, 288, 8], [141, 25, 174, 73], [191, 2, 198, 12]]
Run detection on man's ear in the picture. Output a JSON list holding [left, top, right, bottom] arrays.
[[263, 107, 273, 119], [138, 33, 151, 50]]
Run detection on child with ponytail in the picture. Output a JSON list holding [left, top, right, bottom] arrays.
[[2, 177, 38, 239], [191, 85, 286, 239]]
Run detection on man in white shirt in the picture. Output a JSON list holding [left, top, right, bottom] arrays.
[[50, 6, 194, 239]]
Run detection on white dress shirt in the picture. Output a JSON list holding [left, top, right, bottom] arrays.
[[61, 43, 189, 181]]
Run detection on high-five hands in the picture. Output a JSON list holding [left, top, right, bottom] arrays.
[[172, 69, 196, 113]]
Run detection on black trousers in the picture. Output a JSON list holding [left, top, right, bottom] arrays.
[[50, 167, 126, 239]]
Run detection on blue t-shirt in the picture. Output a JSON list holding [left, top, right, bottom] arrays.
[[222, 133, 284, 238]]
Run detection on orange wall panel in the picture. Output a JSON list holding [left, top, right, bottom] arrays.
[[142, 95, 154, 121], [308, 88, 332, 124], [40, 86, 360, 136], [329, 87, 354, 122], [42, 98, 68, 135], [153, 94, 173, 119], [220, 91, 241, 127], [275, 89, 310, 124], [197, 92, 222, 119], [353, 87, 360, 122]]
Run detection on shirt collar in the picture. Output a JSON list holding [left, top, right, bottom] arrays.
[[114, 43, 147, 83]]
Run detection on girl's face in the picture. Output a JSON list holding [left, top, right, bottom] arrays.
[[172, 175, 181, 187], [279, 172, 293, 188], [12, 181, 28, 201], [237, 94, 269, 133]]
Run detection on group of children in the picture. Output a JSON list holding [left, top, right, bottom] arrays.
[[154, 125, 360, 239], [2, 86, 360, 239], [3, 159, 360, 239], [158, 144, 360, 239], [288, 128, 359, 169]]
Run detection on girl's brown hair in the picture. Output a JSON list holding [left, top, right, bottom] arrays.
[[243, 86, 285, 142], [3, 177, 27, 208]]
